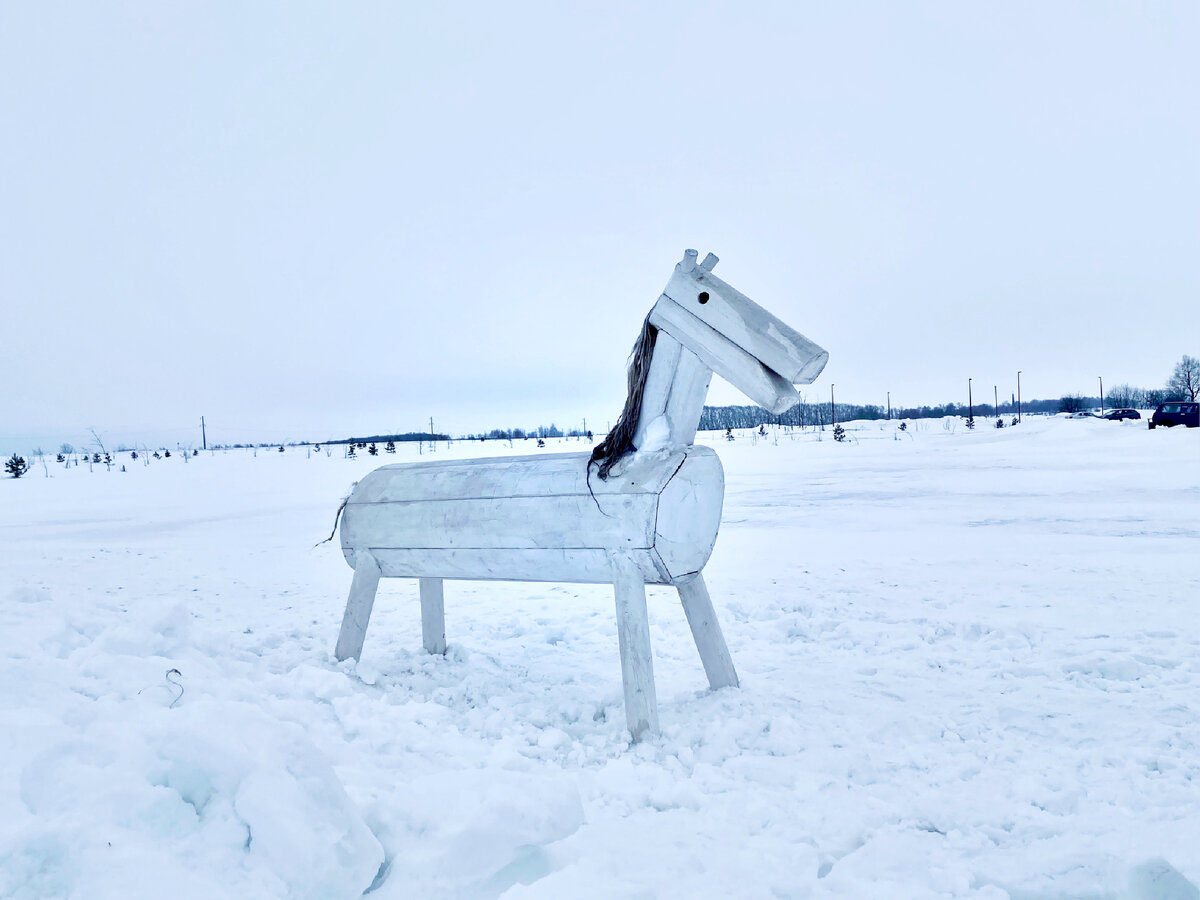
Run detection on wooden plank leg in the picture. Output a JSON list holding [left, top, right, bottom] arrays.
[[335, 550, 382, 662], [610, 552, 660, 741], [677, 573, 739, 690], [419, 577, 446, 655]]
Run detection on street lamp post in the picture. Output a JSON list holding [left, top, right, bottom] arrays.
[[887, 391, 891, 421], [1099, 376, 1104, 417], [1017, 371, 1022, 422], [994, 385, 998, 419], [968, 377, 973, 422]]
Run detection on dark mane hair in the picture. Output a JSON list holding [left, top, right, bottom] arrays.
[[590, 314, 657, 479]]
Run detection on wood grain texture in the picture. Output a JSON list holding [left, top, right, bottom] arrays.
[[662, 266, 829, 385], [633, 330, 713, 450], [419, 577, 446, 655], [650, 297, 801, 415], [676, 573, 739, 690], [654, 450, 724, 579], [610, 551, 659, 741], [348, 546, 666, 584], [341, 447, 722, 585], [334, 550, 381, 662]]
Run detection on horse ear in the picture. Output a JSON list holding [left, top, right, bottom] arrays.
[[679, 249, 698, 273], [699, 253, 718, 272]]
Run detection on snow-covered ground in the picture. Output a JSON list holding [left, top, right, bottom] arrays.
[[2, 417, 1198, 899]]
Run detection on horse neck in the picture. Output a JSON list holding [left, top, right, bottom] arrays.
[[632, 329, 713, 450]]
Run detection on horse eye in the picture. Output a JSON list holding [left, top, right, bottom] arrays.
[[698, 292, 709, 304]]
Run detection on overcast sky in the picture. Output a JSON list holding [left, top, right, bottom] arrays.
[[2, 2, 1197, 452]]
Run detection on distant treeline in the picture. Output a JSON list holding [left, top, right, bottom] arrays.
[[330, 432, 450, 445], [697, 398, 1068, 431]]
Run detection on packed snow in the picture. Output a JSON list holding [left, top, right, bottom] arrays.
[[2, 416, 1198, 899]]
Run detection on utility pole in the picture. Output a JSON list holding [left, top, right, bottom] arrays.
[[830, 384, 836, 426], [887, 391, 891, 421], [200, 416, 206, 450], [968, 378, 973, 422], [1099, 377, 1104, 416], [994, 385, 998, 418], [430, 416, 436, 451], [1017, 371, 1022, 422]]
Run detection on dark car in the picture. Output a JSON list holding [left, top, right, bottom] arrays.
[[1149, 401, 1200, 428], [1102, 408, 1141, 421]]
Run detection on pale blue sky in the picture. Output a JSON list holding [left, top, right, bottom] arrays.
[[2, 2, 1197, 451]]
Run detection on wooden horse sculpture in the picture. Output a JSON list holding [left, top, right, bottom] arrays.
[[334, 250, 828, 740]]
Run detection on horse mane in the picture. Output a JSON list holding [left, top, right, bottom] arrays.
[[590, 314, 658, 480]]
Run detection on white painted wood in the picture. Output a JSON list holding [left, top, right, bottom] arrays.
[[633, 331, 713, 450], [663, 347, 712, 446], [653, 450, 724, 578], [676, 573, 739, 690], [610, 551, 659, 741], [341, 448, 723, 585], [631, 330, 681, 451], [650, 296, 801, 415], [348, 546, 666, 585], [662, 262, 829, 385], [335, 550, 382, 662], [419, 577, 446, 655], [341, 493, 658, 551], [348, 450, 684, 503], [331, 251, 833, 738]]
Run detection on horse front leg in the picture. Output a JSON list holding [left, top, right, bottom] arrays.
[[335, 549, 382, 662], [419, 577, 446, 655], [676, 572, 738, 690], [609, 552, 660, 741]]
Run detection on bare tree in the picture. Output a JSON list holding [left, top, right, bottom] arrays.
[[1168, 355, 1199, 401], [1059, 394, 1088, 413], [1105, 384, 1143, 409]]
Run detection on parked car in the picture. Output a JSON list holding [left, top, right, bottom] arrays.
[[1102, 408, 1141, 421], [1149, 401, 1200, 428], [1068, 411, 1096, 419]]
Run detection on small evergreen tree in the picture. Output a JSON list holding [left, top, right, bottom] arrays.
[[164, 450, 171, 458], [5, 454, 28, 478], [965, 417, 976, 429], [995, 418, 1004, 428], [833, 424, 846, 442], [385, 440, 396, 453], [725, 428, 734, 441], [56, 453, 65, 463], [368, 443, 378, 455], [347, 445, 356, 458], [898, 422, 907, 432], [130, 451, 138, 459]]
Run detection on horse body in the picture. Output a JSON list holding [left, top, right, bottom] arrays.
[[335, 251, 828, 741]]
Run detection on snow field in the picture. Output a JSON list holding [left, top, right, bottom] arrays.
[[2, 418, 1198, 898]]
